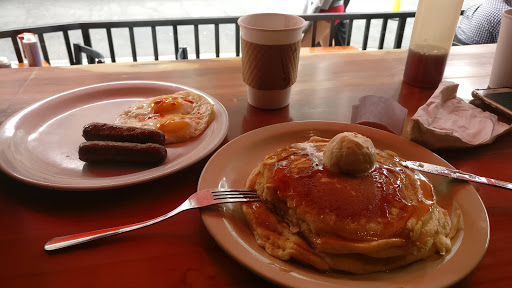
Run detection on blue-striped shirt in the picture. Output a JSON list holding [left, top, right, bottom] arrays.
[[455, 0, 511, 44]]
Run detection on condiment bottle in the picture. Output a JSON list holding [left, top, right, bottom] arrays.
[[17, 33, 35, 62], [403, 0, 464, 88], [22, 34, 43, 67]]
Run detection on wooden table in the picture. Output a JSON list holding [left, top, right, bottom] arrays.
[[0, 44, 510, 288]]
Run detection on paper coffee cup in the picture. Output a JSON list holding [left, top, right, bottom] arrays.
[[489, 9, 512, 88], [238, 13, 306, 109]]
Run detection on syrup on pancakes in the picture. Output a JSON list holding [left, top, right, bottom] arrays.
[[269, 141, 434, 242]]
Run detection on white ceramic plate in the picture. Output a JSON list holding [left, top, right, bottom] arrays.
[[199, 121, 489, 288], [0, 81, 228, 191]]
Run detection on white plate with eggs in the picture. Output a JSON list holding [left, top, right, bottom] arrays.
[[0, 81, 229, 190]]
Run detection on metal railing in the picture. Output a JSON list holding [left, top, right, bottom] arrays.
[[303, 11, 417, 50], [0, 11, 422, 66]]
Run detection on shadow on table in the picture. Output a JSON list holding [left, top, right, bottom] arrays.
[[242, 104, 293, 134]]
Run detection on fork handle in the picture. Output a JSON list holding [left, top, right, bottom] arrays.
[[44, 202, 188, 251]]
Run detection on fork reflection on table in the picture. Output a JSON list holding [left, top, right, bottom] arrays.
[[44, 189, 259, 251]]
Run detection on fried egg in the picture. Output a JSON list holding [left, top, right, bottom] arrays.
[[115, 91, 215, 144]]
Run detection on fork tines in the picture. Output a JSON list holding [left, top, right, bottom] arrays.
[[211, 190, 259, 201]]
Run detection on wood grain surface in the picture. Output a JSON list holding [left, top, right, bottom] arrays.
[[0, 44, 510, 288]]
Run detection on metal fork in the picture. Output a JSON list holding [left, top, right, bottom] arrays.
[[44, 189, 258, 251]]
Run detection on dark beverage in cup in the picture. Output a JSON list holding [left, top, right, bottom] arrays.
[[403, 45, 448, 88], [403, 0, 463, 89]]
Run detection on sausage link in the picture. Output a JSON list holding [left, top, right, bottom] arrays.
[[79, 141, 167, 164], [82, 122, 165, 145]]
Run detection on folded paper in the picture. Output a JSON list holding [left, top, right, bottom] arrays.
[[351, 95, 408, 135], [409, 81, 512, 149]]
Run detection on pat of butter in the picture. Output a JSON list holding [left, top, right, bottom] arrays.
[[323, 132, 376, 176]]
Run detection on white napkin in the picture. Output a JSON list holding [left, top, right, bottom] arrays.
[[408, 81, 512, 149]]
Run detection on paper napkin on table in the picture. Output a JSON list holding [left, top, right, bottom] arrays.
[[408, 81, 512, 150], [351, 95, 408, 135]]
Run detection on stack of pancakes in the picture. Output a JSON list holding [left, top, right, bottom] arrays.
[[241, 136, 459, 274]]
